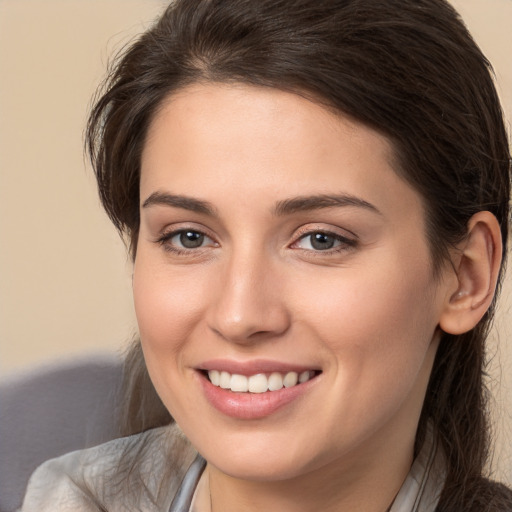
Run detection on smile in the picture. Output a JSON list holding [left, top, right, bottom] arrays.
[[207, 370, 316, 393], [197, 363, 321, 419]]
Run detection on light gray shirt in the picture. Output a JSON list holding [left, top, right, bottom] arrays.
[[21, 424, 445, 512]]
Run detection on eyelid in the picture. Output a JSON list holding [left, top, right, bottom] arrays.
[[156, 221, 216, 239], [292, 223, 358, 242]]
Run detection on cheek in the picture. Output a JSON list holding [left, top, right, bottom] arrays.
[[131, 253, 212, 419], [132, 254, 209, 356], [293, 255, 439, 399], [297, 257, 437, 341]]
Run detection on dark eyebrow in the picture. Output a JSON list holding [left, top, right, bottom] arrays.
[[142, 192, 216, 216], [274, 194, 382, 216], [142, 191, 380, 217]]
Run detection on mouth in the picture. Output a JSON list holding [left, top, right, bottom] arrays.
[[203, 369, 319, 393], [196, 362, 322, 419]]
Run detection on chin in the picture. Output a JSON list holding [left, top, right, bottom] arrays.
[[211, 454, 310, 482], [197, 431, 328, 482]]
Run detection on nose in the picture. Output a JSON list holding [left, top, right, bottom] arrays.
[[207, 250, 291, 345]]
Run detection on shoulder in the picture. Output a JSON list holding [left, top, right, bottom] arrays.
[[437, 478, 512, 512], [21, 423, 197, 512]]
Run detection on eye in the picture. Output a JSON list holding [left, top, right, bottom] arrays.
[[294, 231, 356, 251], [173, 230, 208, 249], [157, 228, 217, 253]]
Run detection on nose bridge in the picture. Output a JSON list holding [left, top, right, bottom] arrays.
[[208, 243, 289, 343]]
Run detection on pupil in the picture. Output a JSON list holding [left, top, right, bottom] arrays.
[[311, 233, 334, 250], [180, 231, 204, 248]]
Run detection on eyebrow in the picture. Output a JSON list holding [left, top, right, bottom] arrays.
[[142, 191, 381, 217], [273, 194, 382, 216], [142, 192, 216, 216]]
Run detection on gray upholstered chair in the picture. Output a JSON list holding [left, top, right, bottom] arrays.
[[0, 355, 123, 512]]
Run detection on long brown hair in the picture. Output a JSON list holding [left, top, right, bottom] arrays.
[[86, 0, 511, 507]]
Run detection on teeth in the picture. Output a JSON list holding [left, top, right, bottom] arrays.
[[207, 369, 316, 393], [209, 370, 220, 386], [268, 372, 284, 391], [230, 374, 248, 392], [283, 372, 298, 388], [219, 371, 231, 389], [248, 374, 268, 393], [299, 370, 310, 383]]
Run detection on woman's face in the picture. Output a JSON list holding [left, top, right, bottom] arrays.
[[134, 83, 452, 481]]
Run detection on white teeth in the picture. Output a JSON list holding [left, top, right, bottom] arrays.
[[268, 372, 284, 391], [209, 370, 220, 386], [230, 374, 249, 392], [283, 371, 298, 388], [299, 370, 310, 383], [207, 369, 316, 393], [248, 373, 268, 393], [219, 371, 231, 389]]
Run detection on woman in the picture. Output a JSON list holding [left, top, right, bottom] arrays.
[[22, 0, 511, 510]]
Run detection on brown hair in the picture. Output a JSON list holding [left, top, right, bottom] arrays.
[[86, 0, 511, 507]]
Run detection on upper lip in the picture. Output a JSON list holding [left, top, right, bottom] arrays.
[[197, 358, 320, 376]]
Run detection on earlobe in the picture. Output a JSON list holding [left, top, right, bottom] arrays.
[[439, 211, 502, 335]]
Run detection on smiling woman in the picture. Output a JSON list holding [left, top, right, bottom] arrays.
[[21, 0, 512, 511], [135, 84, 447, 491]]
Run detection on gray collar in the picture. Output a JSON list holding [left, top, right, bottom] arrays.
[[390, 424, 446, 512]]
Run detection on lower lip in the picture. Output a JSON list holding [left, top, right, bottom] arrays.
[[197, 372, 318, 420]]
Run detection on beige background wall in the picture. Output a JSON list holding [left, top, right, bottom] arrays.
[[1, 0, 511, 482]]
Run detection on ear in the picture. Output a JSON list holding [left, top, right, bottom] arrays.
[[439, 211, 503, 335]]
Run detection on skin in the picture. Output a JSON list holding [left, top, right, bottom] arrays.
[[134, 83, 460, 511]]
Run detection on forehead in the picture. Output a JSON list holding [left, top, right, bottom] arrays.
[[140, 83, 423, 224], [144, 83, 396, 160]]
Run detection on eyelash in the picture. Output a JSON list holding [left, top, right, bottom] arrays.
[[154, 227, 357, 256], [155, 228, 217, 255], [291, 228, 358, 255]]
